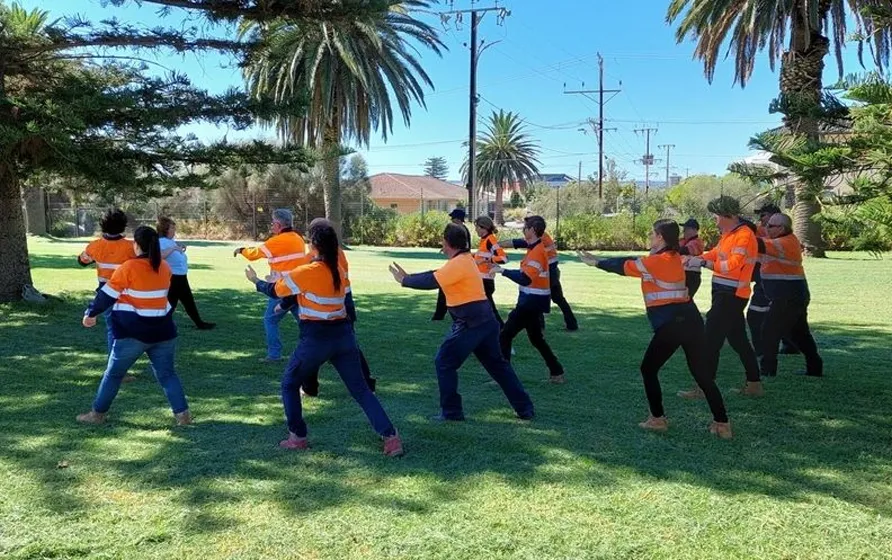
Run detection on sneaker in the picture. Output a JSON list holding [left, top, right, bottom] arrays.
[[196, 322, 216, 330], [430, 413, 465, 423], [516, 410, 535, 421], [174, 410, 193, 426], [677, 386, 705, 400], [732, 381, 764, 397], [548, 374, 566, 385], [279, 433, 309, 450], [708, 421, 733, 439], [76, 410, 106, 425], [638, 416, 669, 432], [383, 433, 404, 457]]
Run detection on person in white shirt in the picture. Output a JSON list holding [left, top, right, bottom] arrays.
[[157, 217, 215, 330]]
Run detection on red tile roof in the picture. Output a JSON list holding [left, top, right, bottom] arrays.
[[369, 173, 468, 201]]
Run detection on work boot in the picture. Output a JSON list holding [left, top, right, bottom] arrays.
[[383, 433, 404, 457], [733, 381, 764, 397], [76, 410, 106, 425], [677, 386, 705, 400], [548, 374, 566, 385], [708, 421, 733, 440], [175, 410, 193, 426], [279, 432, 309, 450], [638, 416, 669, 432]]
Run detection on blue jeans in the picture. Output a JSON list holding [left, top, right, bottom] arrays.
[[281, 321, 396, 438], [103, 306, 114, 354], [264, 297, 300, 359], [435, 319, 534, 420], [92, 338, 188, 415]]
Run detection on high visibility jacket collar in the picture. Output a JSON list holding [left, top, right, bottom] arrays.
[[102, 233, 124, 241]]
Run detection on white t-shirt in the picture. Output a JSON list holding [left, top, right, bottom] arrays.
[[159, 236, 188, 275]]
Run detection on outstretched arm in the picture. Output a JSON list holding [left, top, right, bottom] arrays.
[[390, 262, 439, 290]]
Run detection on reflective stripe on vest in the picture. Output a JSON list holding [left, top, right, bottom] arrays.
[[299, 306, 347, 320], [112, 303, 171, 317], [749, 304, 770, 313], [96, 262, 121, 270], [634, 259, 687, 291], [268, 252, 306, 264], [761, 273, 806, 281], [644, 290, 689, 303], [520, 286, 550, 296], [526, 259, 544, 271], [712, 276, 749, 289]]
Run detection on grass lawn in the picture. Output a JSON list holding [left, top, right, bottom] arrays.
[[1, 236, 891, 559]]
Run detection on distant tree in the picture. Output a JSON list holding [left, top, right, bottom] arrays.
[[423, 156, 449, 180]]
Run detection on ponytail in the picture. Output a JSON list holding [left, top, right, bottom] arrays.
[[308, 219, 341, 291], [134, 225, 163, 272], [653, 219, 681, 252]]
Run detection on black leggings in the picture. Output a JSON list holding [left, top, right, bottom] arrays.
[[760, 298, 822, 376], [168, 274, 208, 327], [550, 267, 578, 330], [685, 271, 701, 299], [641, 314, 728, 423], [704, 292, 761, 383], [499, 306, 564, 377], [482, 279, 504, 327]]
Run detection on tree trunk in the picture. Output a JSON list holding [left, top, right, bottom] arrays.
[[23, 187, 47, 235], [321, 121, 342, 237], [779, 15, 829, 257], [494, 177, 505, 225], [0, 163, 34, 302]]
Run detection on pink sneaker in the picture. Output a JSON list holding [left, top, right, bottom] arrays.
[[279, 433, 309, 450], [383, 433, 404, 457]]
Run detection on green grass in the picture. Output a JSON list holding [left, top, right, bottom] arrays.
[[1, 236, 891, 559]]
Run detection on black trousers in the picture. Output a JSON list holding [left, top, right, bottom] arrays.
[[499, 306, 564, 377], [168, 274, 207, 327], [483, 278, 504, 327], [301, 345, 376, 395], [704, 292, 761, 383], [685, 271, 702, 299], [433, 289, 448, 320], [641, 315, 728, 423], [760, 298, 823, 376], [550, 267, 578, 330]]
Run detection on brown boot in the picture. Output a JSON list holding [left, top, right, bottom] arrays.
[[638, 416, 669, 432], [677, 386, 705, 400], [76, 410, 106, 425], [734, 381, 764, 397], [174, 410, 193, 426], [709, 421, 733, 440]]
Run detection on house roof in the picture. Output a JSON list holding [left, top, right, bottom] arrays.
[[369, 173, 468, 201]]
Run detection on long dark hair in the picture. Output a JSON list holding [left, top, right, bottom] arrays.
[[653, 219, 681, 252], [308, 219, 341, 291], [133, 225, 162, 272]]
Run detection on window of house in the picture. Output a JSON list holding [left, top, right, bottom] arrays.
[[390, 203, 398, 209]]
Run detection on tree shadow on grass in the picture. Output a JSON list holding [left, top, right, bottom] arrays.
[[1, 288, 891, 534], [27, 254, 213, 271]]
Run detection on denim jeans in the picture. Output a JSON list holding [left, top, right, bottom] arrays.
[[281, 321, 396, 438], [103, 306, 113, 354], [264, 297, 300, 359], [92, 337, 188, 415]]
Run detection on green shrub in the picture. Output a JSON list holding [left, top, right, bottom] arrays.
[[352, 206, 398, 245], [387, 211, 450, 248]]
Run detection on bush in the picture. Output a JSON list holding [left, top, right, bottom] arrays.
[[352, 206, 398, 245], [555, 212, 656, 251], [387, 211, 450, 248]]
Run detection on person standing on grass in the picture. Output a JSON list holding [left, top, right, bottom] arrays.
[[678, 218, 705, 298], [757, 213, 823, 378], [300, 218, 377, 397], [509, 225, 578, 331], [77, 226, 192, 427], [157, 217, 215, 331], [389, 223, 535, 422], [244, 220, 403, 456], [577, 220, 732, 439], [473, 215, 508, 327], [681, 196, 763, 399], [431, 208, 471, 321], [234, 209, 310, 362], [78, 208, 137, 352], [497, 215, 566, 384]]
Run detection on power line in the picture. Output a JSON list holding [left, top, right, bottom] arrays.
[[633, 126, 659, 194]]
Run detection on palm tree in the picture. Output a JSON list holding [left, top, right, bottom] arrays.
[[463, 110, 541, 225], [667, 0, 892, 257], [240, 1, 444, 234]]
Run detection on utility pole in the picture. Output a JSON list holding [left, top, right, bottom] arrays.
[[564, 53, 620, 199], [658, 144, 675, 189], [634, 127, 659, 194], [440, 4, 511, 218]]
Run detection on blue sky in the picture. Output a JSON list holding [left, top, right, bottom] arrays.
[[30, 0, 867, 182]]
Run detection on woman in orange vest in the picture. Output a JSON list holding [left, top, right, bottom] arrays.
[[244, 220, 402, 456], [578, 220, 731, 438], [77, 226, 191, 426], [473, 216, 508, 326], [78, 208, 137, 352]]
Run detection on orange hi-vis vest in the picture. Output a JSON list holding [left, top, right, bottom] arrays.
[[79, 236, 137, 283], [702, 222, 758, 299], [475, 234, 508, 279], [520, 242, 551, 297], [240, 231, 308, 280], [308, 247, 352, 293], [273, 261, 348, 321], [542, 233, 559, 265], [100, 259, 173, 317], [760, 234, 806, 281], [434, 252, 487, 307], [623, 252, 690, 308]]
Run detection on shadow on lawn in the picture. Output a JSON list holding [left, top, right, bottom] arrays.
[[1, 287, 891, 529], [28, 254, 213, 271]]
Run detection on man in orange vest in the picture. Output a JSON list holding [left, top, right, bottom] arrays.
[[510, 228, 578, 331], [496, 215, 566, 383], [390, 223, 534, 422], [234, 209, 310, 362], [683, 196, 763, 397], [758, 213, 823, 377], [678, 218, 705, 298]]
